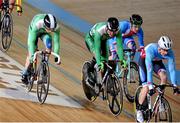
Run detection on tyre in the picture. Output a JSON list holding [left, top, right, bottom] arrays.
[[155, 97, 172, 122], [37, 62, 50, 104], [123, 61, 140, 103], [0, 13, 13, 52], [106, 74, 123, 116], [82, 61, 97, 102]]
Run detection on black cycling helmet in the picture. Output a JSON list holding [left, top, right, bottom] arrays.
[[107, 17, 119, 32], [130, 14, 143, 25], [44, 14, 57, 30]]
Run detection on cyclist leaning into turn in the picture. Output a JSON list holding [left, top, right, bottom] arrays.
[[21, 13, 61, 85], [84, 17, 127, 87], [136, 36, 179, 122], [108, 14, 145, 60]]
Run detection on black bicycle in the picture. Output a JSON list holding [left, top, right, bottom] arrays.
[[82, 59, 123, 116], [0, 0, 22, 52], [25, 50, 60, 104], [134, 83, 174, 122]]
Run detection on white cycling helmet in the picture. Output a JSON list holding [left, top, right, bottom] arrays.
[[44, 14, 57, 30], [158, 36, 172, 50]]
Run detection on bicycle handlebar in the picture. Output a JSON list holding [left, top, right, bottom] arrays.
[[33, 51, 61, 64], [153, 83, 174, 88]]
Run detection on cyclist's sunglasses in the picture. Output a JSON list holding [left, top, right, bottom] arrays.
[[161, 48, 169, 52], [107, 28, 119, 33]]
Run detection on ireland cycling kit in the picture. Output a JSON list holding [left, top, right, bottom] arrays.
[[27, 14, 60, 59], [85, 22, 124, 66]]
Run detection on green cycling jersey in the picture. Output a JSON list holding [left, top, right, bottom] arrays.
[[85, 22, 124, 66], [27, 14, 60, 58]]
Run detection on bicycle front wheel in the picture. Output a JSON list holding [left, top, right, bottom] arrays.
[[0, 13, 13, 52], [106, 74, 123, 116], [37, 62, 50, 104], [155, 97, 172, 122], [123, 61, 140, 103]]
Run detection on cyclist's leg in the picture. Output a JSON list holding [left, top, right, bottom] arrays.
[[138, 57, 149, 105], [9, 0, 15, 13], [136, 57, 149, 122], [124, 37, 136, 60], [84, 34, 97, 87], [40, 34, 52, 53], [107, 37, 117, 60], [153, 60, 167, 85], [22, 29, 38, 83]]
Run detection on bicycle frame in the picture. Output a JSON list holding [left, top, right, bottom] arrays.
[[95, 61, 116, 97], [116, 49, 134, 79], [146, 84, 173, 121]]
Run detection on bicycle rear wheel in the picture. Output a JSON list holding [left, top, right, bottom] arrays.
[[155, 97, 172, 122], [106, 74, 123, 116], [0, 13, 13, 52], [123, 61, 140, 103], [37, 62, 50, 104], [82, 61, 97, 102]]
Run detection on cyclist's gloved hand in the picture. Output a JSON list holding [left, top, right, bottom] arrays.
[[97, 62, 104, 71], [149, 89, 155, 96], [121, 59, 127, 68], [54, 57, 61, 65], [140, 47, 146, 59]]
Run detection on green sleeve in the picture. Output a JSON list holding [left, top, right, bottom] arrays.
[[27, 28, 37, 57], [116, 32, 124, 61], [94, 32, 101, 66], [53, 28, 60, 55]]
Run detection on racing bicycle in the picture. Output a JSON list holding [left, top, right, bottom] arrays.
[[25, 50, 60, 104], [134, 83, 174, 122], [82, 59, 123, 116], [0, 0, 22, 52]]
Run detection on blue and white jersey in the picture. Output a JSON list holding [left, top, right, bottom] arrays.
[[119, 20, 144, 47], [108, 20, 144, 53], [145, 43, 176, 85]]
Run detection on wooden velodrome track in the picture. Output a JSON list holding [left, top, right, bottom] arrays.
[[0, 0, 180, 122]]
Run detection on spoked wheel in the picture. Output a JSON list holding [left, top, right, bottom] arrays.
[[155, 98, 172, 122], [123, 61, 140, 103], [82, 61, 97, 102], [37, 62, 50, 104], [106, 74, 123, 116], [0, 13, 13, 52], [134, 86, 150, 122]]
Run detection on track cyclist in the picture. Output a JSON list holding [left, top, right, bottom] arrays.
[[84, 17, 127, 87], [21, 13, 61, 85], [136, 35, 180, 122], [108, 14, 145, 60]]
